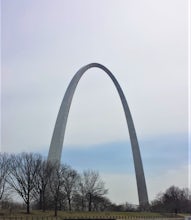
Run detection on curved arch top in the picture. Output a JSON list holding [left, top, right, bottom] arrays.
[[47, 63, 149, 208]]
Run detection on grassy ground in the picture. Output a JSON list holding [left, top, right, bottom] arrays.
[[0, 210, 184, 219]]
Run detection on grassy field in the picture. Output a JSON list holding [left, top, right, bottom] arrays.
[[0, 210, 184, 219]]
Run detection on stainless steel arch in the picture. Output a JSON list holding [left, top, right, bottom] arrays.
[[47, 63, 149, 207]]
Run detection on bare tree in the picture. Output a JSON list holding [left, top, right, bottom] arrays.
[[7, 153, 41, 214], [48, 164, 65, 216], [61, 165, 79, 211], [0, 153, 10, 201], [33, 158, 55, 211], [79, 170, 108, 211], [150, 186, 191, 213], [91, 195, 112, 211]]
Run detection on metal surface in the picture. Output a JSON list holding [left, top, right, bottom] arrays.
[[47, 63, 149, 207]]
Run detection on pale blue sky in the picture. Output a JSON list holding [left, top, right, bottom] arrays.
[[1, 0, 189, 204]]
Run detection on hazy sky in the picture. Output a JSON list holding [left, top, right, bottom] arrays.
[[1, 0, 189, 204]]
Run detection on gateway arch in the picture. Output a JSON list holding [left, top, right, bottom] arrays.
[[48, 63, 149, 207]]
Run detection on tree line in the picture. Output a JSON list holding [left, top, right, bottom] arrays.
[[0, 152, 109, 215], [0, 152, 191, 215], [150, 186, 191, 213]]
